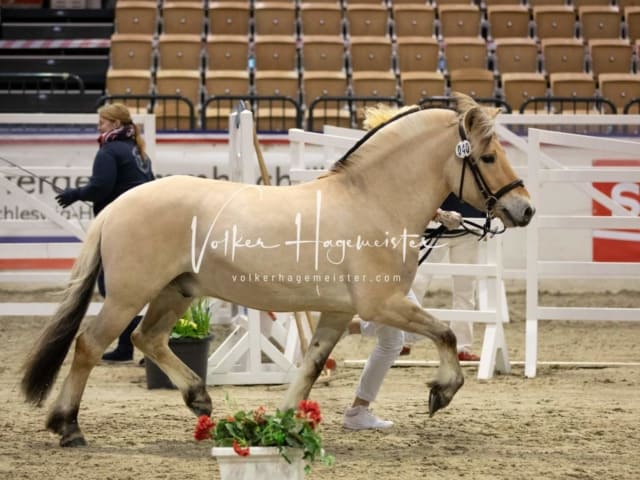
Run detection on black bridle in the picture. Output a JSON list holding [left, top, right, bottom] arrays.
[[456, 121, 524, 215], [419, 120, 524, 265]]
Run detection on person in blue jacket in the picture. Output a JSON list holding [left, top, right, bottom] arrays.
[[56, 102, 155, 363]]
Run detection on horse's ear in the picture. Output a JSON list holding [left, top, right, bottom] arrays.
[[463, 106, 483, 134], [463, 106, 494, 148]]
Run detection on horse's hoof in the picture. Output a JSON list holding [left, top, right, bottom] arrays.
[[60, 434, 87, 448], [185, 384, 212, 417], [190, 401, 212, 417], [428, 383, 449, 417]]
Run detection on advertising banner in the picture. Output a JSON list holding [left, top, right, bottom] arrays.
[[592, 159, 640, 262]]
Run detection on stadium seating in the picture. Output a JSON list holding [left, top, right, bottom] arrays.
[[2, 0, 639, 124]]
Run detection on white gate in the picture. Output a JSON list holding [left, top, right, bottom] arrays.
[[525, 128, 640, 377]]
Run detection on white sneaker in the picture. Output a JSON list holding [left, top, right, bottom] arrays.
[[343, 405, 394, 430]]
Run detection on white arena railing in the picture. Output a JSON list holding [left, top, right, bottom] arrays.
[[525, 128, 640, 378]]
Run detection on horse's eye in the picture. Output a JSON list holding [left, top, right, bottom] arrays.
[[480, 154, 496, 163]]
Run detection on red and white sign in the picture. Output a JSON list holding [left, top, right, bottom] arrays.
[[592, 159, 640, 262]]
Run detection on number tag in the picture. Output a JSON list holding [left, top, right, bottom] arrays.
[[455, 140, 472, 158]]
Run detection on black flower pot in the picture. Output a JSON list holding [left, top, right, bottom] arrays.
[[145, 334, 213, 389]]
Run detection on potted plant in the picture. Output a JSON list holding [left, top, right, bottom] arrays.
[[145, 298, 214, 389], [194, 399, 334, 479]]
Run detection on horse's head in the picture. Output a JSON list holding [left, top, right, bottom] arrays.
[[453, 93, 534, 227]]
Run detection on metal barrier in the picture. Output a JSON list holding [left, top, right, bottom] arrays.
[[202, 95, 302, 132], [0, 72, 85, 92], [418, 96, 512, 113], [623, 98, 640, 114], [0, 72, 87, 113], [519, 96, 617, 114], [307, 95, 402, 132], [97, 94, 196, 131]]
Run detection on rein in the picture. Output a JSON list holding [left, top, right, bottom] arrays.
[[418, 218, 500, 265]]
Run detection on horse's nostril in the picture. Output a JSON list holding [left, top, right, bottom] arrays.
[[523, 206, 535, 223]]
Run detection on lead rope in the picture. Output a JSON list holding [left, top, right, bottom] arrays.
[[418, 217, 505, 266]]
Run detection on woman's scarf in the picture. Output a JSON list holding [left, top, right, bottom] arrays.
[[98, 124, 135, 146]]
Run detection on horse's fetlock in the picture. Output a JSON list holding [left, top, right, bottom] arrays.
[[46, 407, 80, 436], [439, 329, 457, 349], [46, 412, 66, 435]]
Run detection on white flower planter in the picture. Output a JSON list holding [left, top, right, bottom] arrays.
[[211, 446, 305, 480]]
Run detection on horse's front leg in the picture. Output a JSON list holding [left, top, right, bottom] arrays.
[[367, 295, 463, 416], [281, 311, 351, 410]]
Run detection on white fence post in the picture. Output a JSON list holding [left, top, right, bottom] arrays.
[[525, 128, 542, 378]]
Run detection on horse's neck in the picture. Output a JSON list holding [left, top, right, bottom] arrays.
[[342, 112, 456, 232]]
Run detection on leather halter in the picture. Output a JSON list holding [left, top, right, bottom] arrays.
[[456, 121, 524, 213]]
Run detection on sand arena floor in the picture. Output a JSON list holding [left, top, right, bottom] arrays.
[[0, 287, 639, 480]]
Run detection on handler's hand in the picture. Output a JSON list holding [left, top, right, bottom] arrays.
[[55, 188, 79, 208], [434, 209, 463, 230]]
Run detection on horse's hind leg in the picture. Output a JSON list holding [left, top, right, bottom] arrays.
[[281, 311, 351, 410], [46, 298, 141, 447], [131, 286, 212, 417]]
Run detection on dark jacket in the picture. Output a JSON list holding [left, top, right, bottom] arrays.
[[441, 193, 484, 219], [77, 139, 155, 214]]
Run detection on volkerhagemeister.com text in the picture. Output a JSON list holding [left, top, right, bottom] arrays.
[[231, 273, 402, 284]]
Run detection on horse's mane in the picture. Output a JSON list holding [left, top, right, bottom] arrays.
[[328, 93, 490, 174], [327, 105, 421, 174]]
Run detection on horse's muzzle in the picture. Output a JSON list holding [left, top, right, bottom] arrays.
[[497, 201, 535, 228]]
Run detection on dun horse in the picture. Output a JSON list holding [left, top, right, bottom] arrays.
[[21, 94, 534, 447]]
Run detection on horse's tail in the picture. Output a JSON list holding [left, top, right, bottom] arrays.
[[20, 211, 106, 406]]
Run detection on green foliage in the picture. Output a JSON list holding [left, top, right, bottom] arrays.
[[195, 400, 334, 474], [170, 298, 211, 340]]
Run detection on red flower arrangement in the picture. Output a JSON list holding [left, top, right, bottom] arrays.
[[194, 400, 334, 473]]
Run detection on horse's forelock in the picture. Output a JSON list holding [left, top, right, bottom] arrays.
[[454, 93, 498, 154]]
